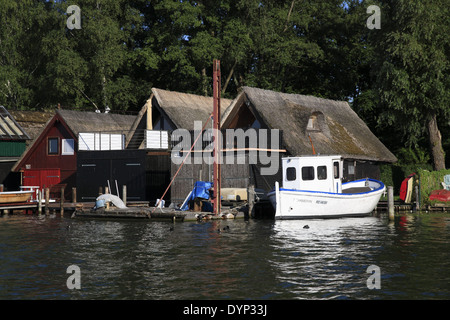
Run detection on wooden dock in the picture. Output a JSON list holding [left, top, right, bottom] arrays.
[[376, 200, 415, 212], [0, 201, 42, 213], [71, 205, 248, 221], [376, 200, 450, 212]]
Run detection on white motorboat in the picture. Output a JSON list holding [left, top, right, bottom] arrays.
[[267, 155, 385, 219]]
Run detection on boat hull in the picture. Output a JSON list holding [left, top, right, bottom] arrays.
[[268, 179, 385, 219], [0, 191, 33, 204]]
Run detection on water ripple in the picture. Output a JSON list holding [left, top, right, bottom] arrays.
[[1, 213, 450, 299]]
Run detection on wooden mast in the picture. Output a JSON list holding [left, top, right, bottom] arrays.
[[213, 60, 221, 215]]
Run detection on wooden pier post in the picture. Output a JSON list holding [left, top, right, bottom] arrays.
[[72, 187, 77, 204], [45, 188, 50, 215], [415, 185, 420, 211], [248, 184, 255, 218], [60, 186, 65, 215], [388, 186, 394, 221], [122, 185, 127, 207], [38, 190, 42, 215]]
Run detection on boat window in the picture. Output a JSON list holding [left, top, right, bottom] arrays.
[[286, 167, 296, 181], [317, 166, 327, 180], [301, 166, 314, 181], [334, 161, 339, 179], [347, 162, 355, 175]]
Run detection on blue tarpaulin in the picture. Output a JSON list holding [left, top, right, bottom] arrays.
[[180, 181, 213, 211]]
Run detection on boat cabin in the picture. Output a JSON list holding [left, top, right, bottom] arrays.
[[282, 155, 343, 193]]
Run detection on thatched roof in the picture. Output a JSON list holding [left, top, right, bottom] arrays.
[[151, 88, 232, 130], [126, 88, 233, 148], [9, 110, 56, 142], [221, 87, 397, 163], [57, 110, 136, 135]]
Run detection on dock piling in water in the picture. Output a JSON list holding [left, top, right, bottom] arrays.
[[38, 190, 42, 215], [45, 188, 50, 215], [60, 187, 65, 215], [388, 186, 394, 221], [248, 184, 255, 218], [72, 187, 77, 204], [415, 185, 420, 211]]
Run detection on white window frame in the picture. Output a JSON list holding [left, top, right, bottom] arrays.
[[62, 139, 75, 155]]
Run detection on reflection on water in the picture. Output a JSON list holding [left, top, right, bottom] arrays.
[[270, 218, 384, 299], [1, 213, 450, 299]]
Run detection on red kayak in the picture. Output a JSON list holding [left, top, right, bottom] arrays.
[[400, 173, 416, 202], [429, 189, 450, 202]]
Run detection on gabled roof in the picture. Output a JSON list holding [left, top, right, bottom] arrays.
[[126, 88, 233, 148], [0, 106, 30, 140], [221, 87, 397, 163], [12, 109, 136, 171], [56, 109, 136, 135], [150, 88, 232, 130]]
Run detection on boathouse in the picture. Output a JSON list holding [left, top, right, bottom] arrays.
[[220, 87, 397, 181], [125, 88, 237, 205], [0, 106, 31, 190], [12, 109, 136, 199], [124, 88, 288, 206]]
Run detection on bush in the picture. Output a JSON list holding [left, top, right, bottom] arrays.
[[417, 169, 450, 207], [380, 163, 432, 195]]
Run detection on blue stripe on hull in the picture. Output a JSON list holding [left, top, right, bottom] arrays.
[[275, 212, 372, 220]]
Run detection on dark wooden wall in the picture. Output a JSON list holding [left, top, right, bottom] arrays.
[[77, 150, 146, 201], [146, 152, 171, 205], [170, 152, 282, 205]]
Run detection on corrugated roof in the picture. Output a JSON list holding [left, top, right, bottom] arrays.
[[0, 106, 30, 140]]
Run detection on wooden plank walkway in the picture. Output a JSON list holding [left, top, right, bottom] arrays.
[[376, 200, 450, 212], [71, 204, 248, 221], [0, 202, 41, 211]]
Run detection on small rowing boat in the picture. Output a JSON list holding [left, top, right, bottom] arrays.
[[0, 190, 33, 204]]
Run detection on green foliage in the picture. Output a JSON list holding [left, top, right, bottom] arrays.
[[396, 147, 430, 166], [0, 0, 375, 111], [365, 0, 449, 169], [0, 0, 447, 170], [418, 169, 450, 207], [380, 161, 433, 196]]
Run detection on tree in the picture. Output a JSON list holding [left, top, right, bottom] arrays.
[[368, 0, 449, 170], [0, 0, 49, 109]]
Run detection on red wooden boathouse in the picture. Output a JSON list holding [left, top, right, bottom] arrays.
[[12, 109, 135, 199]]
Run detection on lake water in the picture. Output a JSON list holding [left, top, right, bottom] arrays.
[[1, 212, 450, 300]]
